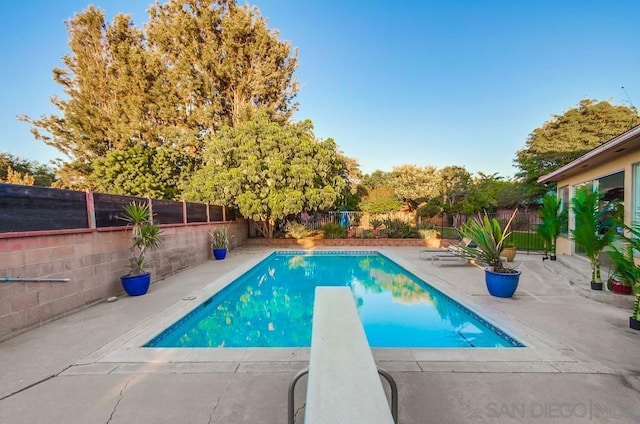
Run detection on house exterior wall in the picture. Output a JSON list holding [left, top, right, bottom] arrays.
[[555, 151, 640, 256], [0, 221, 246, 341]]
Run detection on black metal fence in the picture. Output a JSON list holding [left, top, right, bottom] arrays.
[[0, 183, 233, 234], [422, 210, 544, 253]]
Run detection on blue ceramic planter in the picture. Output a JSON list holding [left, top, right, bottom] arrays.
[[213, 248, 227, 260], [120, 272, 151, 296], [484, 268, 521, 298]]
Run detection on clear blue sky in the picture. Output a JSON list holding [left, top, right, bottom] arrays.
[[1, 1, 639, 178]]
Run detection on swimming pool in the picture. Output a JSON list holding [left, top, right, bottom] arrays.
[[146, 251, 524, 348]]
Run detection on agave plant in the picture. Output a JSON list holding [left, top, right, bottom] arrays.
[[571, 187, 616, 286], [457, 209, 519, 274], [537, 193, 568, 258], [121, 202, 163, 275]]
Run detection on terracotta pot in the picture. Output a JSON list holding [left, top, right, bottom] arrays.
[[500, 247, 517, 262]]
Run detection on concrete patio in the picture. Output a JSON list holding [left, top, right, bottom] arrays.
[[1, 247, 639, 423]]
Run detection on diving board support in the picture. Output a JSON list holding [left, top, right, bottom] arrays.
[[288, 367, 398, 424], [288, 286, 397, 424]]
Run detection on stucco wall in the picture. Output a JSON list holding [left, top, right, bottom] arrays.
[[555, 151, 640, 256], [0, 221, 246, 341]]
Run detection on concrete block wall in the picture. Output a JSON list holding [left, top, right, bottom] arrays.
[[0, 220, 246, 341], [244, 237, 443, 248]]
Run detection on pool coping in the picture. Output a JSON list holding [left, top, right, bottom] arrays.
[[75, 248, 613, 374]]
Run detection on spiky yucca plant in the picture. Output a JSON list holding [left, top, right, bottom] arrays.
[[209, 227, 229, 248], [121, 202, 163, 275], [457, 209, 519, 274]]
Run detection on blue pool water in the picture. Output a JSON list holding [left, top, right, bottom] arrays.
[[146, 251, 524, 348]]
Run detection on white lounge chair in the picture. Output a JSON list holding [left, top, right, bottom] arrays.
[[419, 237, 475, 260]]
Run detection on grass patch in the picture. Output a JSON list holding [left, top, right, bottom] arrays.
[[435, 227, 544, 251], [439, 227, 460, 239], [506, 231, 545, 251]]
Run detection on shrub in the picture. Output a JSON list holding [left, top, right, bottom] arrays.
[[419, 229, 441, 239], [417, 222, 434, 230], [322, 223, 346, 239], [360, 229, 377, 239], [285, 221, 309, 239], [383, 219, 420, 238]]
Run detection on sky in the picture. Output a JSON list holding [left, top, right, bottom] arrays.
[[1, 1, 639, 178]]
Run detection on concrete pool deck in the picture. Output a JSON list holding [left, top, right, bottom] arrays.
[[1, 247, 639, 423]]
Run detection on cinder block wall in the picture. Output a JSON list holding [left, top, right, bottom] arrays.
[[0, 221, 246, 341]]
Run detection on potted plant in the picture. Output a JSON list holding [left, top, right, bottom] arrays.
[[457, 209, 520, 298], [537, 193, 568, 261], [120, 201, 163, 296], [370, 218, 383, 238], [571, 187, 616, 290], [607, 222, 640, 330], [210, 227, 229, 260]]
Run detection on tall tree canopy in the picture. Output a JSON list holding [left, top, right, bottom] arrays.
[[417, 167, 521, 220], [359, 187, 403, 214], [461, 172, 508, 214], [0, 152, 55, 187], [91, 145, 194, 199], [20, 0, 298, 192], [361, 170, 392, 191], [335, 153, 363, 210], [388, 165, 441, 211], [438, 165, 471, 216], [184, 112, 348, 238], [515, 99, 639, 199]]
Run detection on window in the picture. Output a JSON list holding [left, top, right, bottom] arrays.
[[634, 163, 640, 229], [571, 182, 592, 256], [559, 185, 569, 236], [597, 171, 624, 206]]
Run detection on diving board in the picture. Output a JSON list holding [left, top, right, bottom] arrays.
[[303, 286, 395, 424]]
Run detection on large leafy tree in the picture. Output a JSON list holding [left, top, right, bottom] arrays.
[[360, 170, 392, 191], [388, 165, 441, 211], [0, 152, 55, 187], [185, 112, 347, 238], [438, 165, 471, 216], [335, 153, 363, 210], [359, 170, 400, 214], [359, 187, 403, 214], [515, 99, 639, 199], [417, 165, 471, 223], [461, 173, 508, 214], [20, 0, 298, 192]]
